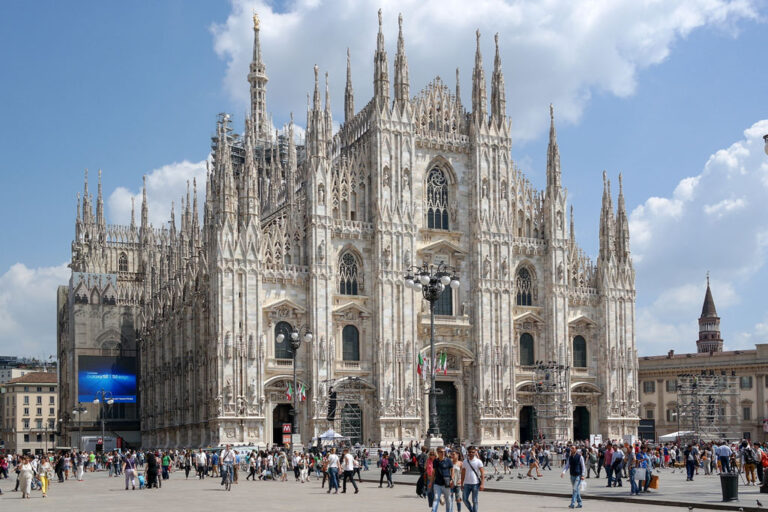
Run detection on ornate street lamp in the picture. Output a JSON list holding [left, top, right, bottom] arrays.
[[72, 406, 88, 451], [277, 326, 313, 451], [93, 390, 114, 452], [404, 262, 460, 448]]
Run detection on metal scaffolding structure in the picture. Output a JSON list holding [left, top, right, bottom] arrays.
[[322, 377, 368, 445], [675, 371, 740, 443], [532, 361, 571, 443]]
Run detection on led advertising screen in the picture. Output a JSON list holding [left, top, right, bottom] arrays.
[[77, 356, 137, 403]]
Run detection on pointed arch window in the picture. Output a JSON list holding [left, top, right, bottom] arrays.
[[516, 267, 533, 306], [118, 252, 128, 273], [520, 333, 534, 366], [339, 253, 360, 295], [426, 168, 449, 230], [573, 335, 587, 368], [274, 321, 293, 359], [342, 325, 360, 361], [434, 286, 453, 316]]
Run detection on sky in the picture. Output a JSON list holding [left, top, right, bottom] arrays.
[[0, 0, 766, 358]]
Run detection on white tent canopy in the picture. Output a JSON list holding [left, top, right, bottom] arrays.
[[317, 429, 346, 440], [659, 431, 694, 442]]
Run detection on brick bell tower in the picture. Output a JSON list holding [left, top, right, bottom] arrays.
[[697, 273, 723, 353]]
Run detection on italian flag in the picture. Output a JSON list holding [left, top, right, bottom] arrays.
[[417, 353, 424, 376], [438, 352, 448, 375], [286, 383, 293, 400], [299, 384, 307, 402]]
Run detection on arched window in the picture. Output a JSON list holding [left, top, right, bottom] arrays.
[[339, 252, 360, 295], [118, 252, 128, 273], [573, 335, 587, 368], [426, 168, 449, 230], [520, 333, 534, 366], [342, 325, 360, 361], [516, 267, 533, 306], [274, 321, 294, 359], [434, 287, 453, 316]]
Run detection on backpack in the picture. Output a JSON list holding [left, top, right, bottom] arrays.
[[745, 448, 756, 464], [761, 450, 768, 468]]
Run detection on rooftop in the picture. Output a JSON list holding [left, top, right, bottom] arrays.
[[5, 371, 58, 385]]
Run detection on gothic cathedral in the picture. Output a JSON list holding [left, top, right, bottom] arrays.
[[59, 11, 638, 448]]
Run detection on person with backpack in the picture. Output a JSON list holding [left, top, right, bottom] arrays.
[[741, 441, 758, 485], [416, 446, 429, 498]]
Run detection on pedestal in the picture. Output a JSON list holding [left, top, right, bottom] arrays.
[[425, 435, 444, 450]]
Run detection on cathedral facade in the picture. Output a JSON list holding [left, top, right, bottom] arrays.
[[59, 11, 638, 448]]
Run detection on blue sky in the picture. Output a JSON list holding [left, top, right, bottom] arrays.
[[0, 0, 766, 357]]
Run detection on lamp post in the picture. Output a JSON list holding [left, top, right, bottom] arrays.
[[404, 262, 460, 449], [277, 326, 313, 452], [93, 390, 114, 452], [72, 407, 87, 451]]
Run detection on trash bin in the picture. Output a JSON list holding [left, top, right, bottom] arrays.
[[720, 473, 739, 502]]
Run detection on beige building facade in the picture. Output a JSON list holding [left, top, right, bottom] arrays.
[[0, 372, 58, 454], [638, 280, 768, 442]]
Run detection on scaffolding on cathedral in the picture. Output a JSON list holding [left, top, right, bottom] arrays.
[[321, 377, 368, 445], [675, 371, 740, 443], [532, 361, 571, 443]]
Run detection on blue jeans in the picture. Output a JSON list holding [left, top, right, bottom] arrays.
[[570, 475, 583, 506], [328, 467, 339, 490], [431, 484, 453, 512], [462, 483, 479, 512], [605, 464, 613, 486], [629, 467, 639, 494], [686, 461, 695, 480]]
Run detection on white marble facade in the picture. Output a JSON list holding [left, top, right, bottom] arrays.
[[63, 11, 638, 448]]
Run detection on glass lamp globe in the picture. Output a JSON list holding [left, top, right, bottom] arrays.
[[305, 332, 313, 342], [415, 282, 423, 291], [291, 331, 299, 341], [440, 275, 451, 286], [419, 274, 430, 286], [450, 279, 460, 289], [276, 333, 285, 343]]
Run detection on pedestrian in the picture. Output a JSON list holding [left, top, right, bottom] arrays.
[[39, 455, 53, 498], [326, 447, 340, 494], [146, 451, 159, 489], [340, 448, 359, 494], [123, 450, 137, 490], [18, 456, 34, 499], [184, 450, 192, 479], [460, 447, 484, 512], [196, 449, 207, 479], [429, 447, 454, 512], [450, 450, 463, 512], [379, 451, 393, 488], [561, 445, 585, 509], [684, 443, 699, 481]]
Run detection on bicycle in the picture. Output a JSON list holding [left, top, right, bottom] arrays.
[[222, 463, 233, 491]]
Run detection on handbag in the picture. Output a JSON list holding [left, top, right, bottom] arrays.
[[579, 479, 587, 492]]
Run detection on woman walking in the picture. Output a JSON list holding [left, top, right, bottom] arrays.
[[39, 456, 53, 498], [379, 451, 393, 488], [451, 450, 463, 511], [18, 456, 34, 499]]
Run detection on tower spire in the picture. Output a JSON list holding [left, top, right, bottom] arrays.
[[569, 204, 575, 248], [140, 174, 149, 232], [697, 275, 723, 353], [344, 48, 354, 123], [393, 13, 410, 108], [248, 10, 269, 140], [96, 169, 105, 226], [490, 33, 506, 123], [130, 196, 136, 229], [455, 68, 461, 108], [325, 71, 332, 137], [616, 173, 631, 262], [373, 8, 390, 105], [599, 171, 615, 262], [83, 169, 91, 223], [546, 104, 561, 191], [471, 29, 487, 124]]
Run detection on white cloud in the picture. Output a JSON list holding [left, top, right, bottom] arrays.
[[107, 159, 208, 228], [631, 119, 768, 354], [0, 263, 70, 357], [211, 0, 758, 141]]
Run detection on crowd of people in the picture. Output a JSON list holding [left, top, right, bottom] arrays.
[[1, 437, 765, 510]]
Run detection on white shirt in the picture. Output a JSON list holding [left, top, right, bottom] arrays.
[[221, 449, 235, 464], [463, 456, 483, 485], [342, 453, 355, 471], [328, 453, 340, 469], [196, 452, 207, 465]]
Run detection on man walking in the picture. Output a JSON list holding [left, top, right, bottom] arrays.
[[717, 442, 732, 473], [561, 445, 585, 509], [340, 448, 358, 494], [461, 446, 485, 512], [326, 448, 340, 494], [195, 449, 207, 479]]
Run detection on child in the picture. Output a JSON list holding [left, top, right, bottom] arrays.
[[138, 472, 146, 489]]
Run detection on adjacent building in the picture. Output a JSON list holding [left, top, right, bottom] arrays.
[[59, 11, 638, 448], [638, 279, 768, 441], [0, 372, 58, 454]]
